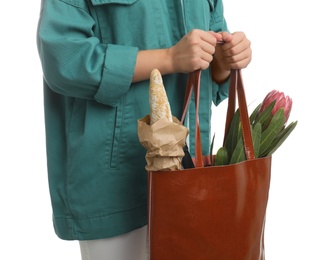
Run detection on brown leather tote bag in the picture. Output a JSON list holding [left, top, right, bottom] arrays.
[[148, 70, 272, 260]]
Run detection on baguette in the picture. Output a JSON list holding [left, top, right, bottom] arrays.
[[149, 69, 173, 125]]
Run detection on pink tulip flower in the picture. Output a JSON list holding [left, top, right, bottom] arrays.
[[260, 90, 293, 123]]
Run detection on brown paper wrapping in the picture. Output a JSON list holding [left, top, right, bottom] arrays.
[[138, 115, 189, 171]]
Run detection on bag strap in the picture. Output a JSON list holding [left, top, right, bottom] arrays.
[[181, 70, 204, 167], [226, 70, 255, 160], [182, 69, 255, 168]]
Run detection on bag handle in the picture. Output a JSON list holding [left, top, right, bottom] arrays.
[[181, 70, 204, 167], [224, 69, 255, 160], [182, 69, 255, 168]]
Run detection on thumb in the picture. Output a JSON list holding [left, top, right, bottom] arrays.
[[220, 32, 233, 42], [209, 31, 223, 42]]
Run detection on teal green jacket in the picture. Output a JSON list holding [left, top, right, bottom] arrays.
[[37, 0, 229, 240]]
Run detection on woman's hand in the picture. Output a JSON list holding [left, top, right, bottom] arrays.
[[132, 30, 251, 83], [168, 29, 218, 73], [210, 31, 252, 83], [133, 29, 217, 82]]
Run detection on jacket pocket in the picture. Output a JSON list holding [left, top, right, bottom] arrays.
[[67, 98, 124, 173], [89, 0, 167, 48], [108, 96, 125, 169], [90, 0, 139, 6]]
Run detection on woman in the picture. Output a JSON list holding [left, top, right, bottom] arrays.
[[37, 0, 251, 259]]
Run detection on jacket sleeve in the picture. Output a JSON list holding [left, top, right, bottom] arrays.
[[209, 0, 230, 106], [37, 0, 138, 107]]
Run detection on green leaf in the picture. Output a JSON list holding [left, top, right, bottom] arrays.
[[215, 147, 229, 166], [259, 109, 286, 157], [249, 103, 262, 126], [209, 133, 215, 165], [237, 120, 243, 141], [224, 109, 240, 161], [229, 137, 246, 164], [254, 100, 276, 130], [265, 121, 298, 156], [229, 123, 261, 164], [252, 123, 262, 158]]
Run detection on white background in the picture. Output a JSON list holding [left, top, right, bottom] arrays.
[[1, 0, 326, 259]]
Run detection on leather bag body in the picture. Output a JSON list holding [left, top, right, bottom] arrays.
[[148, 70, 272, 260]]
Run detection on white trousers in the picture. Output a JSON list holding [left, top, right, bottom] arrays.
[[79, 226, 149, 260]]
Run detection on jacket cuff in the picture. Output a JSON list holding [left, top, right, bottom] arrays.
[[95, 44, 138, 106], [212, 76, 230, 106]]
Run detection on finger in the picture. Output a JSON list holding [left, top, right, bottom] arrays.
[[189, 56, 211, 71], [200, 32, 218, 47], [209, 31, 223, 42], [210, 31, 233, 43], [220, 32, 248, 52], [230, 56, 252, 69], [224, 43, 251, 58], [188, 29, 216, 45], [231, 31, 246, 43], [220, 32, 233, 42], [221, 35, 251, 57], [223, 49, 252, 69], [201, 40, 216, 55], [199, 59, 211, 70], [201, 51, 214, 63]]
